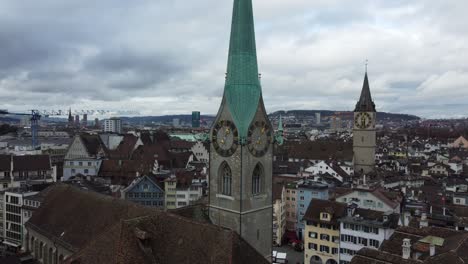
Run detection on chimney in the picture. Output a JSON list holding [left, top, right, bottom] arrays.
[[402, 238, 411, 259], [429, 243, 435, 257], [420, 213, 428, 228]]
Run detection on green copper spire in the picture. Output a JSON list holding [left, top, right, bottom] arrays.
[[275, 115, 284, 145], [224, 0, 262, 139], [278, 115, 283, 132]]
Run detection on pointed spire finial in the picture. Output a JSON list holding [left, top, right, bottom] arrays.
[[365, 59, 368, 73], [278, 115, 283, 131]]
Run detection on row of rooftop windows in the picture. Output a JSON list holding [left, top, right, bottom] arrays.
[[307, 221, 339, 230], [340, 234, 380, 248], [342, 223, 380, 234], [308, 232, 340, 243], [67, 161, 95, 166], [127, 192, 163, 199], [307, 243, 338, 255], [136, 200, 164, 207]]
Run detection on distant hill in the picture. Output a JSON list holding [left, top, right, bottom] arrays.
[[119, 110, 419, 125], [269, 110, 420, 121], [121, 115, 215, 125]]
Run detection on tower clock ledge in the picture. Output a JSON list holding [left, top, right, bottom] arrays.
[[215, 193, 235, 201], [253, 193, 268, 200]]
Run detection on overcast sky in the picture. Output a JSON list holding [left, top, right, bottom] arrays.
[[0, 0, 467, 118]]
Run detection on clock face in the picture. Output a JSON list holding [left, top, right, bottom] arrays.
[[354, 112, 373, 129], [247, 121, 272, 157], [212, 120, 239, 157]]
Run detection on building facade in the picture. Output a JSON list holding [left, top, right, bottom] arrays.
[[335, 188, 401, 213], [164, 177, 177, 210], [63, 135, 105, 180], [353, 72, 376, 174], [273, 184, 286, 246], [103, 117, 122, 134], [190, 141, 209, 163], [296, 180, 329, 240], [208, 0, 273, 257], [303, 199, 346, 264], [3, 189, 38, 249], [285, 182, 298, 231], [122, 175, 165, 208], [338, 208, 399, 264]]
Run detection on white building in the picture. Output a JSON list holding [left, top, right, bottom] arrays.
[[304, 161, 352, 183], [63, 134, 105, 180], [174, 181, 204, 208], [335, 188, 402, 213], [190, 141, 209, 163], [103, 117, 122, 134], [3, 189, 38, 250], [338, 208, 399, 264]]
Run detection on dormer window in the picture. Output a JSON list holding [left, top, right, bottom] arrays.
[[321, 213, 330, 221]]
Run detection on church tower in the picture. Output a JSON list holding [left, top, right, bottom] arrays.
[[209, 0, 272, 258], [353, 71, 376, 174]]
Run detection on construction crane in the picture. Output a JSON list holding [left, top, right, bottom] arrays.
[[0, 109, 42, 149], [0, 109, 140, 149]]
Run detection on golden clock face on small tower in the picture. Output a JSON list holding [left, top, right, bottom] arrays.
[[247, 121, 272, 157], [212, 120, 239, 157], [355, 112, 373, 129]]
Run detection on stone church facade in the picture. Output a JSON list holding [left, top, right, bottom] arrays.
[[208, 0, 273, 258]]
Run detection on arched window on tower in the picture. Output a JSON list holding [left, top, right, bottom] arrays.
[[220, 162, 232, 196], [252, 163, 263, 195]]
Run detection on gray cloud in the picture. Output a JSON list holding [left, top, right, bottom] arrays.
[[0, 0, 466, 118]]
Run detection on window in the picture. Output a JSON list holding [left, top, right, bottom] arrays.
[[321, 213, 329, 220], [319, 245, 329, 253], [320, 234, 330, 241], [252, 163, 263, 195], [84, 169, 89, 174], [308, 243, 317, 250], [358, 237, 368, 246], [369, 239, 380, 248], [456, 199, 461, 204], [332, 248, 338, 255], [308, 232, 317, 238], [143, 184, 149, 191], [300, 196, 304, 200], [79, 162, 83, 166], [71, 169, 76, 174], [220, 162, 232, 196]]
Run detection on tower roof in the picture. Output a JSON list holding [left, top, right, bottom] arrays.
[[224, 0, 262, 139], [278, 115, 283, 132], [354, 72, 376, 112]]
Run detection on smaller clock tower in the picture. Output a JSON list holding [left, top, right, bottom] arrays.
[[353, 71, 376, 174]]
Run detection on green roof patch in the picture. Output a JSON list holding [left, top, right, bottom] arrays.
[[419, 236, 445, 246]]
